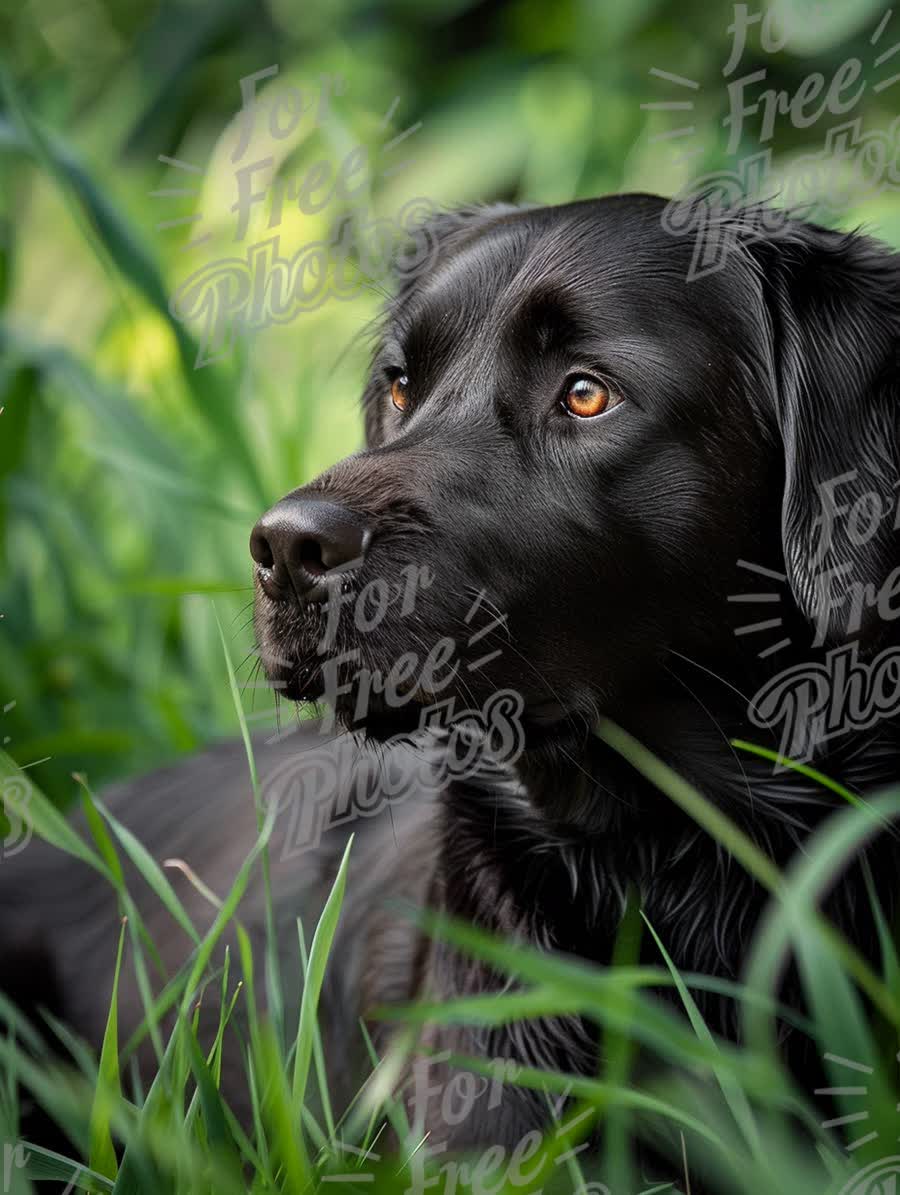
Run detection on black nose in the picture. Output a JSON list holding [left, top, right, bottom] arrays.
[[250, 497, 369, 600]]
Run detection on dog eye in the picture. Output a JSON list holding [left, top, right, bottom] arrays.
[[390, 374, 409, 412], [561, 376, 617, 419]]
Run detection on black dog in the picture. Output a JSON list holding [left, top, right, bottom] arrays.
[[3, 194, 900, 1166]]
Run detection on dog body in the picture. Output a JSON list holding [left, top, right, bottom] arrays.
[[3, 194, 900, 1159]]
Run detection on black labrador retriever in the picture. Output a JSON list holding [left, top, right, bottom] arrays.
[[3, 193, 899, 1160]]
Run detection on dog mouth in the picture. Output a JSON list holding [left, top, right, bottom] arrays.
[[259, 642, 575, 774], [274, 663, 325, 706], [254, 560, 571, 752], [266, 653, 476, 733], [255, 580, 480, 736], [273, 660, 439, 719]]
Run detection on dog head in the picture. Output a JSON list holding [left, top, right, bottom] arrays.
[[251, 195, 900, 764]]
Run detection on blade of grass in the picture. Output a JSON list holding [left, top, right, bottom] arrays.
[[255, 1023, 313, 1192], [88, 788, 201, 947], [603, 887, 643, 1192], [742, 789, 900, 1160], [0, 68, 266, 505], [215, 606, 283, 1050], [89, 919, 127, 1180], [596, 719, 900, 1025], [297, 919, 336, 1141], [441, 1051, 728, 1152], [395, 912, 777, 1095], [186, 1029, 242, 1175], [292, 836, 353, 1118], [21, 1143, 113, 1193], [731, 739, 872, 813], [642, 913, 763, 1167], [0, 747, 107, 873]]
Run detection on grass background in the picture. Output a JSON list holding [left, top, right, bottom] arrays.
[[2, 0, 899, 804], [3, 3, 900, 1192]]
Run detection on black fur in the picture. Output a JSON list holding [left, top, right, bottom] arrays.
[[253, 194, 900, 1145], [3, 194, 900, 1174]]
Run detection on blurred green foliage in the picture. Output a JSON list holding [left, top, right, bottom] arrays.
[[0, 0, 897, 802]]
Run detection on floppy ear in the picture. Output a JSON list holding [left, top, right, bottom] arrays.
[[363, 203, 522, 448], [749, 220, 900, 652]]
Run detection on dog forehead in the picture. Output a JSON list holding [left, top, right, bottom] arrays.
[[409, 219, 539, 329], [400, 199, 709, 353]]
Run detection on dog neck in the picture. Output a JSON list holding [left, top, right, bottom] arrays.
[[435, 659, 900, 984], [407, 644, 900, 1132]]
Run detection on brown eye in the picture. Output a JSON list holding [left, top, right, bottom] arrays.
[[391, 374, 409, 411], [562, 376, 613, 419]]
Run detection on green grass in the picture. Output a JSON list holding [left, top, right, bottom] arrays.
[[4, 2, 900, 1189], [2, 645, 900, 1193], [3, 0, 900, 806]]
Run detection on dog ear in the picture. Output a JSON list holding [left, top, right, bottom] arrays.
[[748, 219, 900, 652], [363, 203, 522, 448]]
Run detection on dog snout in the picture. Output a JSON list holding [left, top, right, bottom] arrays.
[[250, 497, 370, 600]]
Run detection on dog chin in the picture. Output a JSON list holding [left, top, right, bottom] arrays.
[[342, 700, 433, 740], [265, 658, 443, 740]]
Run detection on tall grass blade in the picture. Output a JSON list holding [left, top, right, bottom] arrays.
[[89, 920, 127, 1179], [292, 837, 353, 1116]]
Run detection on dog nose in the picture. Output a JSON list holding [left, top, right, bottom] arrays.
[[250, 498, 369, 599]]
